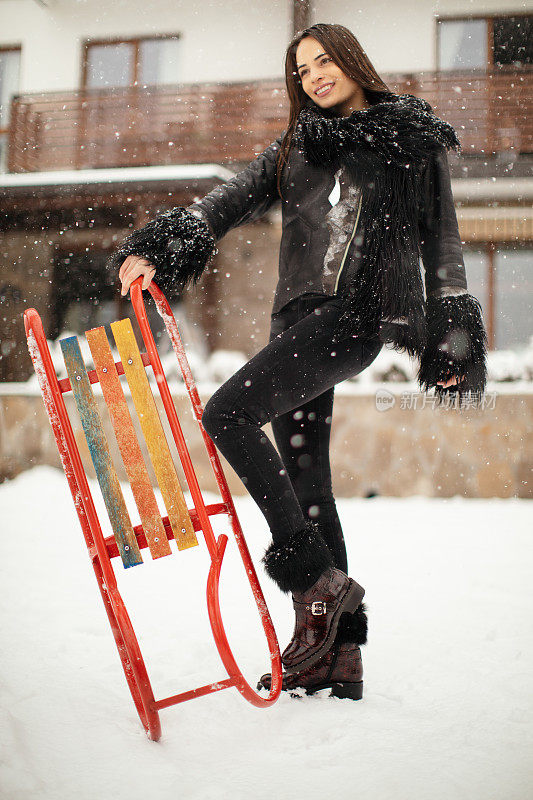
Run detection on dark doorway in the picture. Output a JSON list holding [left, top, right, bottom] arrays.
[[50, 249, 119, 339]]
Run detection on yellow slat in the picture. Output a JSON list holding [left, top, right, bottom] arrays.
[[111, 319, 198, 551]]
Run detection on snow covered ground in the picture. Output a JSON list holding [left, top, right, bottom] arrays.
[[1, 466, 531, 800]]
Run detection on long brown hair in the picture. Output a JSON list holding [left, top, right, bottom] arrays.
[[276, 23, 392, 199]]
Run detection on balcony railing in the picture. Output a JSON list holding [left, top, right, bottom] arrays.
[[7, 68, 532, 174]]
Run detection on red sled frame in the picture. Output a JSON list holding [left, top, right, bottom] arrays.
[[24, 277, 282, 741]]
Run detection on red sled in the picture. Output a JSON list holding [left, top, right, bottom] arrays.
[[24, 277, 282, 741]]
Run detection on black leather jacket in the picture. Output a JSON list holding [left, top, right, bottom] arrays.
[[188, 131, 469, 317], [108, 111, 486, 406]]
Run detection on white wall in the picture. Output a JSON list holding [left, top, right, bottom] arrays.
[[0, 0, 290, 93], [0, 0, 532, 94]]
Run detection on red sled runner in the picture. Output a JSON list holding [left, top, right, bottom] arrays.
[[24, 277, 282, 741]]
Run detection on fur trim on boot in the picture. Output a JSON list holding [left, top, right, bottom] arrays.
[[262, 520, 334, 594], [107, 206, 217, 296], [417, 292, 488, 410], [336, 603, 368, 645]]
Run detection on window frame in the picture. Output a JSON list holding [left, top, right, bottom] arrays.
[[0, 45, 22, 138], [81, 33, 182, 89], [435, 12, 532, 72], [463, 240, 533, 350]]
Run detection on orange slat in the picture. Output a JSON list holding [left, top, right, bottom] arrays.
[[86, 326, 172, 560]]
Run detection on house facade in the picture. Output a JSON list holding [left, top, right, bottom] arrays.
[[1, 0, 532, 381]]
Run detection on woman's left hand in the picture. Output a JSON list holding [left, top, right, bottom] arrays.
[[436, 376, 459, 388]]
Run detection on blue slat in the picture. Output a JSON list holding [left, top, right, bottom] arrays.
[[60, 336, 143, 568]]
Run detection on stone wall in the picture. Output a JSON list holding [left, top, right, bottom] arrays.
[[1, 385, 530, 499]]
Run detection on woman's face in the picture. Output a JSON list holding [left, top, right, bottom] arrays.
[[295, 36, 367, 116]]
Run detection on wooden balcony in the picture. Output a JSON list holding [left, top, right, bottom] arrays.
[[7, 68, 532, 174]]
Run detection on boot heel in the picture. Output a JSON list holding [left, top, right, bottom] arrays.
[[343, 579, 365, 614], [330, 681, 363, 701]]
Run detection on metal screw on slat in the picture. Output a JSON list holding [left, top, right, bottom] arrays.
[[128, 359, 133, 364], [76, 375, 81, 381], [102, 368, 108, 373], [181, 528, 186, 533]]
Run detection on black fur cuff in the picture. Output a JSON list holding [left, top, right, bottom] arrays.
[[262, 520, 334, 594], [107, 206, 217, 296], [336, 603, 368, 646], [418, 293, 488, 409]]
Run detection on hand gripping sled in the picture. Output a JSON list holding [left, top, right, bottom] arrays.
[[23, 277, 282, 741]]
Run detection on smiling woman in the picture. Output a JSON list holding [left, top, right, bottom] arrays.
[[108, 21, 487, 702], [295, 39, 370, 116]]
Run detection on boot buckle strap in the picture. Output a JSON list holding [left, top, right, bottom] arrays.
[[307, 601, 327, 615]]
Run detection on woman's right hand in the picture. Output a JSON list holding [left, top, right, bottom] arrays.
[[119, 255, 157, 296]]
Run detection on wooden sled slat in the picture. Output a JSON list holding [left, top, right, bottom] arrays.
[[86, 326, 172, 560], [60, 336, 143, 568], [111, 318, 198, 551]]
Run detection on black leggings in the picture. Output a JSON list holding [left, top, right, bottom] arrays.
[[201, 292, 383, 573]]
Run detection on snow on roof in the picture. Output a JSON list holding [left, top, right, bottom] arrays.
[[0, 163, 237, 190]]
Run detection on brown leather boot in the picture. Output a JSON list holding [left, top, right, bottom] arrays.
[[281, 566, 365, 673], [258, 641, 364, 700], [262, 521, 364, 673]]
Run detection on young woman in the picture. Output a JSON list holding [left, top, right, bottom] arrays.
[[111, 23, 487, 700]]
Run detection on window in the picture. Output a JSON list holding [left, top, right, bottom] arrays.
[[493, 16, 532, 67], [463, 245, 533, 350], [437, 14, 532, 70], [495, 248, 533, 349], [438, 19, 488, 70], [83, 36, 182, 89], [85, 42, 134, 88], [462, 249, 488, 309], [0, 47, 21, 172]]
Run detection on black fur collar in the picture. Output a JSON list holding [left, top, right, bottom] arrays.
[[293, 92, 461, 174]]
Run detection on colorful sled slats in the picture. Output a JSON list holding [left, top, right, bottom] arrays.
[[60, 336, 143, 568], [111, 319, 198, 551], [86, 326, 172, 560]]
